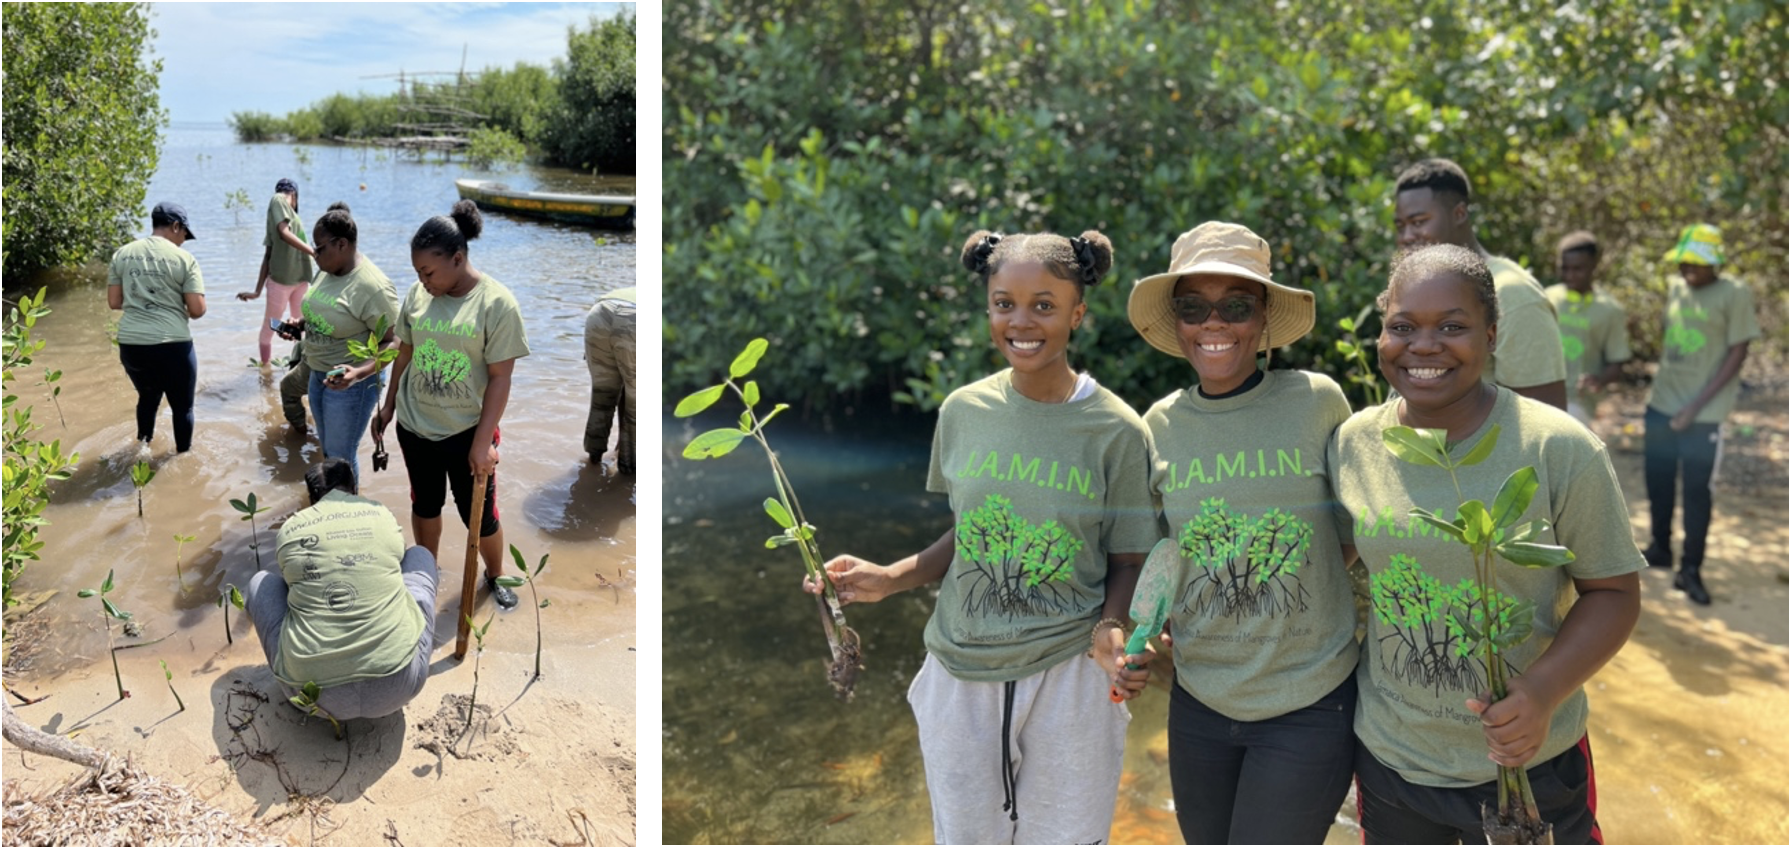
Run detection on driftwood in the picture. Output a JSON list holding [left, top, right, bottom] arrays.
[[2, 702, 103, 769]]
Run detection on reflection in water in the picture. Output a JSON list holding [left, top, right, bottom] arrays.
[[5, 125, 636, 713]]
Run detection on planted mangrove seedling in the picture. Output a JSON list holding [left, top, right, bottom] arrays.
[[76, 568, 131, 701], [674, 337, 863, 700], [505, 544, 550, 682], [290, 681, 343, 740], [160, 660, 185, 712], [229, 492, 269, 573], [1379, 424, 1574, 845], [130, 460, 155, 518], [172, 534, 196, 591], [217, 583, 246, 644], [463, 612, 495, 733]]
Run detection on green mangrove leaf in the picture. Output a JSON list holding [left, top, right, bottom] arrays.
[[509, 543, 527, 573], [729, 338, 769, 379], [765, 534, 796, 548], [1491, 466, 1540, 529], [101, 568, 115, 594], [1458, 423, 1502, 468], [229, 586, 246, 609], [1382, 426, 1447, 467], [495, 576, 525, 588], [738, 410, 752, 431], [743, 380, 760, 407], [77, 588, 97, 598], [102, 598, 130, 620], [1494, 540, 1575, 568], [757, 403, 791, 430], [1409, 507, 1467, 542], [674, 384, 725, 417], [1506, 519, 1552, 543], [1457, 500, 1492, 545], [763, 497, 794, 528], [683, 427, 747, 459]]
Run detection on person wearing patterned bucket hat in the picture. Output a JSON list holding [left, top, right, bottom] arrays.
[[1641, 223, 1761, 605], [1127, 221, 1360, 844]]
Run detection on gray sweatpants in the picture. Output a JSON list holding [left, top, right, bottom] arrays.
[[583, 297, 636, 468], [246, 545, 439, 720], [907, 651, 1130, 844]]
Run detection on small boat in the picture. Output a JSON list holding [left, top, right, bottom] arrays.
[[454, 179, 634, 230]]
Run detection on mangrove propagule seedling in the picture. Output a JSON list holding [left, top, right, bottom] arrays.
[[172, 533, 195, 591], [76, 568, 131, 701], [344, 316, 398, 366], [130, 460, 154, 518], [217, 583, 246, 644], [160, 659, 184, 712], [229, 492, 269, 573], [504, 544, 550, 683], [290, 681, 344, 740], [674, 337, 863, 700], [1380, 423, 1575, 845], [463, 612, 495, 733]]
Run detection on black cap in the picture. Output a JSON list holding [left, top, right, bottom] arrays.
[[151, 202, 197, 239]]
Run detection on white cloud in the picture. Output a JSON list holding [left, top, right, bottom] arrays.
[[150, 1, 632, 124]]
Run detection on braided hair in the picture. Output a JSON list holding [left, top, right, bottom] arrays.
[[960, 229, 1114, 295]]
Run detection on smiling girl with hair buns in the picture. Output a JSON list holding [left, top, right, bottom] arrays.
[[808, 228, 1157, 844]]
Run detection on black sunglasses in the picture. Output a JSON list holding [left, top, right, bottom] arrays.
[[1172, 293, 1260, 324]]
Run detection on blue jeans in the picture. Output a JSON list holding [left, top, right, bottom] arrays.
[[1167, 677, 1357, 843], [309, 368, 384, 480]]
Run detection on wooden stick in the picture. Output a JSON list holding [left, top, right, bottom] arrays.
[[454, 471, 489, 660]]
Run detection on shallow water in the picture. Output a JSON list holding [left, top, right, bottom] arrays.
[[5, 125, 638, 718], [661, 403, 1790, 845]]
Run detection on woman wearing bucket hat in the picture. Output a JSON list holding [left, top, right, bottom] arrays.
[[1328, 244, 1639, 843], [1128, 221, 1360, 844], [808, 229, 1157, 844]]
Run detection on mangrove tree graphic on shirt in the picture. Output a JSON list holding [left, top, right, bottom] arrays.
[[953, 494, 1089, 619], [301, 291, 339, 337], [1369, 552, 1527, 696], [1663, 298, 1709, 361], [412, 337, 474, 398], [1175, 497, 1312, 620]]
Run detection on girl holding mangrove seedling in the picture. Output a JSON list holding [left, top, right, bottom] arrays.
[[809, 230, 1157, 844], [374, 200, 529, 609], [1126, 221, 1358, 844], [239, 177, 315, 367], [281, 202, 398, 480], [1328, 244, 1640, 843]]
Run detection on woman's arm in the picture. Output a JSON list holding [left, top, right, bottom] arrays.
[[107, 285, 123, 310], [183, 293, 206, 319], [277, 220, 316, 258], [240, 247, 273, 301], [808, 527, 955, 605], [468, 358, 516, 477], [1467, 571, 1641, 766]]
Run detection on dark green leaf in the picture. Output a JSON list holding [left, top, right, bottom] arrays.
[[1494, 541, 1575, 568], [1457, 423, 1501, 467], [1490, 467, 1539, 529], [1409, 507, 1467, 543]]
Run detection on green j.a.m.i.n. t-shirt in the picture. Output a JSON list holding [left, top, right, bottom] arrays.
[[393, 274, 530, 441], [1329, 386, 1641, 788], [1144, 369, 1359, 722], [923, 370, 1160, 682], [302, 255, 399, 372]]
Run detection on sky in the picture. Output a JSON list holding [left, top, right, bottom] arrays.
[[149, 2, 631, 125]]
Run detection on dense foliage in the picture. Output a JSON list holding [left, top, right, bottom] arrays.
[[2, 289, 79, 612], [1, 2, 166, 280], [228, 13, 636, 175], [664, 0, 1787, 411]]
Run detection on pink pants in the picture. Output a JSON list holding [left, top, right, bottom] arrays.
[[258, 278, 309, 364]]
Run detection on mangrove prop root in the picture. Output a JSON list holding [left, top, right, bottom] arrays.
[[815, 593, 864, 701], [1482, 802, 1554, 845]]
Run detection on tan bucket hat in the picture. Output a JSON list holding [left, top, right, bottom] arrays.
[[1127, 221, 1315, 357]]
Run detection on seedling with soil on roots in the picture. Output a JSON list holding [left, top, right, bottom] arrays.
[[76, 568, 131, 700], [289, 681, 343, 740], [1379, 424, 1575, 845], [504, 544, 550, 682], [172, 533, 195, 591], [217, 583, 246, 644], [675, 338, 863, 700], [160, 660, 184, 712], [229, 492, 269, 572], [130, 460, 154, 517]]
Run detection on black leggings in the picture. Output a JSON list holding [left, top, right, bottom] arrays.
[[1167, 676, 1356, 843], [118, 341, 197, 452], [394, 422, 500, 537]]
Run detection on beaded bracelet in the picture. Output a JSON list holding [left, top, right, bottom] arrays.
[[1090, 617, 1126, 648]]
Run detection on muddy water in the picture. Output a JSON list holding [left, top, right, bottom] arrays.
[[662, 401, 1789, 844], [4, 125, 638, 722]]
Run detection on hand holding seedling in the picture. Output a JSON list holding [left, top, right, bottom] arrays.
[[805, 556, 902, 605], [1466, 677, 1552, 767]]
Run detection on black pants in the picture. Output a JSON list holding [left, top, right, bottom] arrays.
[[394, 422, 500, 537], [1167, 677, 1356, 843], [118, 341, 197, 452], [1643, 407, 1721, 569], [1354, 735, 1602, 844]]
